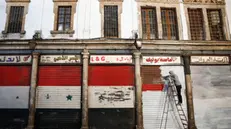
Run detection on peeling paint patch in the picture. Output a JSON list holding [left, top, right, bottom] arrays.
[[89, 86, 134, 108]]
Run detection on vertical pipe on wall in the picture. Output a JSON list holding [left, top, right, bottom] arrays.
[[133, 51, 144, 129], [183, 56, 197, 129], [81, 49, 89, 129], [27, 52, 40, 129]]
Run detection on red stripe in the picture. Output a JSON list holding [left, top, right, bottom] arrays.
[[89, 66, 134, 86], [142, 84, 164, 91], [38, 66, 81, 86], [0, 66, 31, 86]]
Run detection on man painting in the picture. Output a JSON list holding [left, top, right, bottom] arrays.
[[169, 71, 183, 105]]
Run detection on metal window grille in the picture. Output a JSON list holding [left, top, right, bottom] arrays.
[[7, 6, 24, 33], [188, 8, 205, 40], [57, 6, 72, 31], [207, 9, 224, 40], [104, 5, 118, 38], [161, 8, 178, 40], [141, 8, 158, 39]]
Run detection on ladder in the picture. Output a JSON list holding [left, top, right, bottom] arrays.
[[168, 76, 188, 129], [159, 83, 171, 129]]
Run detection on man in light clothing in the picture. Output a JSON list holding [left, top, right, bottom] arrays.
[[169, 71, 182, 105]]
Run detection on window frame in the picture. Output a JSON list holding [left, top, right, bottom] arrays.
[[161, 7, 179, 40], [7, 6, 25, 33], [188, 8, 205, 40], [99, 0, 123, 38], [56, 6, 72, 31], [141, 7, 158, 40], [2, 1, 29, 37], [50, 0, 77, 37], [207, 9, 225, 41], [137, 1, 182, 40], [184, 2, 230, 40], [103, 5, 119, 38]]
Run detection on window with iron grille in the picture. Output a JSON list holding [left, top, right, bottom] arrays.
[[188, 8, 205, 40], [57, 6, 72, 31], [161, 8, 178, 40], [104, 5, 118, 38], [7, 6, 24, 33], [141, 7, 158, 39], [207, 9, 224, 40]]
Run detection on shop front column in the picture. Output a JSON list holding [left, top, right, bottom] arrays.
[[81, 49, 90, 129], [183, 56, 197, 129], [27, 52, 40, 129], [134, 52, 144, 129]]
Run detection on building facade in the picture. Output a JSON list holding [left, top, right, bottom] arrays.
[[0, 0, 231, 129]]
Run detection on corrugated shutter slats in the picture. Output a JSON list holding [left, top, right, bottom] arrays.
[[38, 66, 81, 86], [89, 66, 134, 86], [0, 66, 31, 86]]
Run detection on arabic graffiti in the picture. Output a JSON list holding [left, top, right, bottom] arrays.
[[143, 56, 181, 65], [94, 87, 134, 104], [191, 56, 229, 64], [40, 55, 81, 63], [90, 55, 133, 64], [0, 55, 32, 63], [97, 90, 131, 103]]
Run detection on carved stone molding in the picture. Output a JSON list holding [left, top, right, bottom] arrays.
[[136, 0, 180, 4], [184, 0, 225, 5], [5, 0, 30, 2], [99, 0, 123, 2], [2, 2, 29, 38], [53, 0, 77, 2]]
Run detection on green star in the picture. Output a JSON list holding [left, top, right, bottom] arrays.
[[66, 95, 72, 101]]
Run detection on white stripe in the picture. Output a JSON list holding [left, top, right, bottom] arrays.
[[143, 91, 188, 129], [88, 86, 135, 108], [36, 86, 81, 109], [0, 86, 29, 109]]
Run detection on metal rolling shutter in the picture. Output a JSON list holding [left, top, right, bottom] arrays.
[[88, 65, 135, 129], [88, 65, 134, 86], [38, 66, 81, 86], [191, 66, 231, 129], [0, 66, 31, 86], [0, 66, 31, 129], [141, 66, 164, 129], [35, 66, 81, 129], [141, 66, 163, 91]]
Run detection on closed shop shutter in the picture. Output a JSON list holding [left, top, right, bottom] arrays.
[[141, 66, 163, 129], [35, 66, 81, 129], [191, 66, 231, 129], [88, 65, 135, 129], [0, 66, 31, 129]]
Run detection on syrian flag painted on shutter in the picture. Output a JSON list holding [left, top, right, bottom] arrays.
[[0, 66, 30, 109]]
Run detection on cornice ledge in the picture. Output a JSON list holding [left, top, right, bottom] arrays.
[[183, 0, 225, 5], [135, 0, 179, 4], [5, 0, 30, 2], [53, 0, 78, 2], [99, 0, 123, 2]]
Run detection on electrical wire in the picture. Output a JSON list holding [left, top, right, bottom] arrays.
[[76, 1, 80, 38], [130, 0, 134, 31], [83, 0, 87, 39], [40, 0, 45, 31], [88, 0, 92, 39]]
